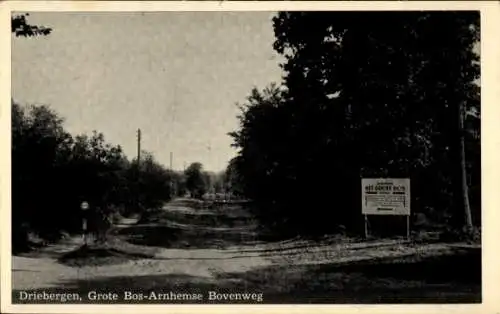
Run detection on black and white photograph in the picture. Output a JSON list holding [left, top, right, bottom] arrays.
[[4, 1, 491, 310]]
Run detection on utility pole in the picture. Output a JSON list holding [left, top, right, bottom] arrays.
[[80, 201, 89, 246], [458, 101, 473, 229], [137, 129, 141, 165], [170, 151, 175, 198], [137, 129, 141, 210], [207, 144, 212, 194]]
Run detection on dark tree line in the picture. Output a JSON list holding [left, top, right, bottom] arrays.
[[229, 11, 480, 238], [183, 162, 241, 199], [12, 102, 187, 252], [224, 157, 245, 198], [11, 15, 192, 251], [184, 162, 209, 199]]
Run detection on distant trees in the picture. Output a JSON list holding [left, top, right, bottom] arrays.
[[10, 11, 193, 245], [11, 13, 185, 242], [182, 162, 230, 199], [172, 171, 187, 197], [211, 171, 226, 194], [12, 101, 180, 252], [223, 157, 245, 198], [68, 131, 129, 210], [184, 162, 208, 199], [133, 152, 174, 211], [230, 12, 480, 237]]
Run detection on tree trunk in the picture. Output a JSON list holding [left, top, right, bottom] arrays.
[[458, 101, 473, 229]]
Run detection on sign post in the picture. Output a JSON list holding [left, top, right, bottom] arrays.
[[364, 214, 368, 239], [407, 215, 410, 239], [80, 201, 89, 246], [361, 178, 411, 240]]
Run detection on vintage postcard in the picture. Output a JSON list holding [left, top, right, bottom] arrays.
[[1, 1, 499, 313]]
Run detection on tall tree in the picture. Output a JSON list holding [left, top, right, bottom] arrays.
[[12, 103, 76, 245], [272, 11, 479, 229], [12, 14, 55, 250], [224, 157, 245, 197], [230, 11, 480, 236], [184, 162, 208, 199], [131, 151, 173, 210]]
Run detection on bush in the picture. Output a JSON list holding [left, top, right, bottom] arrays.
[[11, 102, 180, 252]]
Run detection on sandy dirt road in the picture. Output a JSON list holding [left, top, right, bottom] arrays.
[[11, 198, 481, 303]]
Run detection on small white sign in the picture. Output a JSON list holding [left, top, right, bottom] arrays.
[[80, 201, 89, 211], [361, 178, 410, 216]]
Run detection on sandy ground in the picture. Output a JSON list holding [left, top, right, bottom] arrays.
[[11, 199, 481, 303]]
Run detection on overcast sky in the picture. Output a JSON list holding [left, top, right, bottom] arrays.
[[12, 12, 284, 172]]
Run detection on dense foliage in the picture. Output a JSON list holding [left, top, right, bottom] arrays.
[[230, 11, 480, 237], [11, 15, 198, 251], [184, 162, 204, 198], [11, 102, 185, 252], [184, 162, 216, 198], [224, 157, 245, 198]]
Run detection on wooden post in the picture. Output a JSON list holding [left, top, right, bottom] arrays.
[[82, 219, 87, 245], [406, 215, 410, 240], [137, 129, 141, 209], [137, 129, 141, 165], [81, 201, 89, 246], [364, 215, 368, 239]]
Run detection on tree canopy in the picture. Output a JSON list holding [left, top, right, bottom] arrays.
[[184, 162, 209, 199], [230, 11, 480, 237], [12, 101, 184, 252], [11, 17, 192, 251]]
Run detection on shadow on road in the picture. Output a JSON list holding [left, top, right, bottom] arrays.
[[218, 247, 481, 284], [12, 247, 481, 304], [12, 198, 481, 304], [115, 224, 259, 250], [57, 245, 154, 267], [115, 199, 261, 250]]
